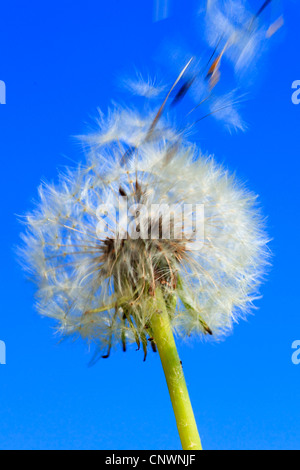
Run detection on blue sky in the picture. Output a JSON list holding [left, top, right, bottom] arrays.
[[0, 0, 299, 450]]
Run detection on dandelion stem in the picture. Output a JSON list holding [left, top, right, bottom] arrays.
[[149, 288, 202, 451]]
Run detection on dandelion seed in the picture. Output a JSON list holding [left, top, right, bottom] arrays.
[[124, 74, 166, 98], [153, 0, 170, 22], [20, 104, 267, 354], [203, 0, 273, 75], [208, 91, 247, 131], [255, 0, 273, 20]]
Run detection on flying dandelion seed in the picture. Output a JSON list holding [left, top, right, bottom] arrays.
[[203, 0, 271, 75], [124, 74, 166, 98], [266, 15, 284, 38], [153, 0, 170, 22]]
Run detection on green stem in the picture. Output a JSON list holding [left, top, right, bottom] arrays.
[[149, 288, 202, 451]]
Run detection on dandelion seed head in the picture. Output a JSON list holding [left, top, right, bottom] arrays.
[[203, 0, 268, 75], [20, 105, 269, 359]]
